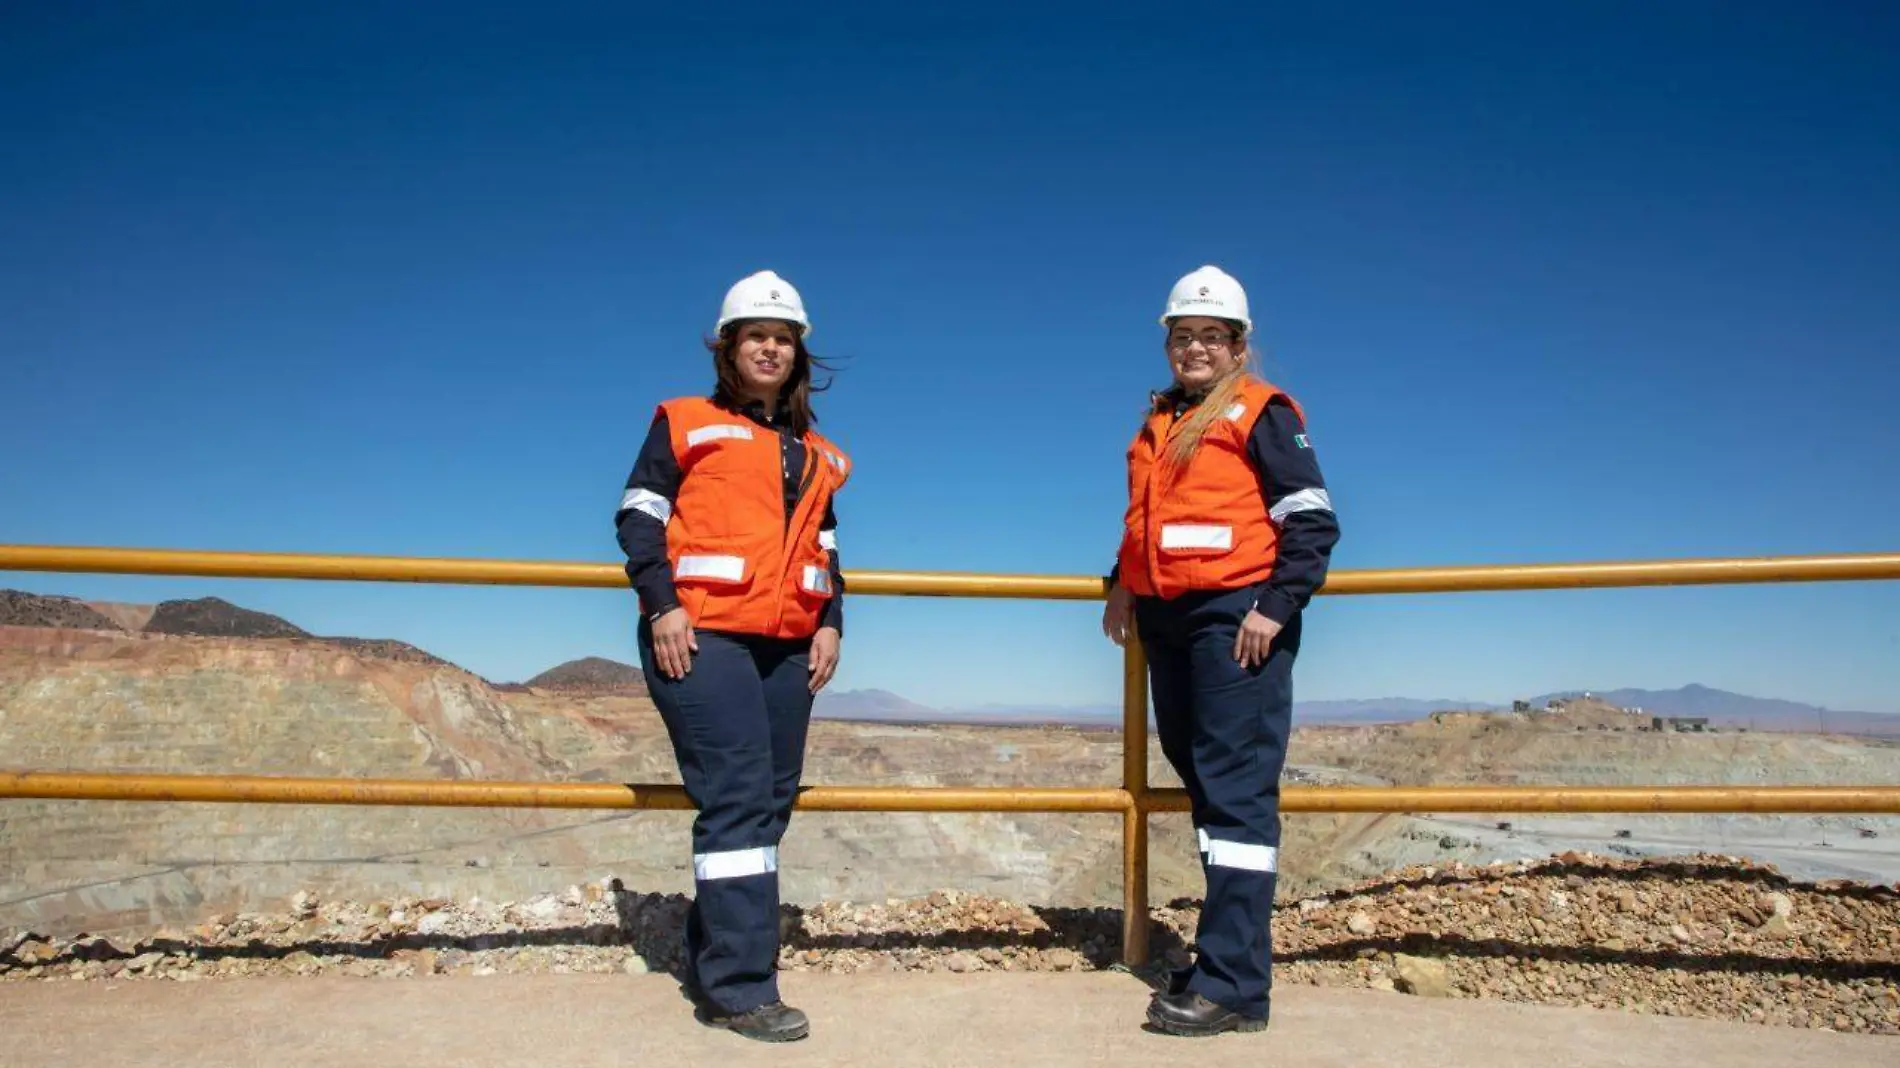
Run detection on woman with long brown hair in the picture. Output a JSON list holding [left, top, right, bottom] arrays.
[[1103, 265, 1340, 1036], [613, 270, 848, 1042]]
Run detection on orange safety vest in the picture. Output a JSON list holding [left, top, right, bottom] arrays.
[[658, 397, 851, 640], [1117, 377, 1303, 601]]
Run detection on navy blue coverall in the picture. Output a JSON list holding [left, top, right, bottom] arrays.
[[615, 396, 844, 1015], [1120, 391, 1340, 1021]]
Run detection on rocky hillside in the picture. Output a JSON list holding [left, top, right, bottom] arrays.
[[3, 589, 457, 669], [142, 596, 310, 639], [524, 657, 647, 697], [323, 637, 457, 669], [0, 624, 587, 934], [0, 591, 124, 631]]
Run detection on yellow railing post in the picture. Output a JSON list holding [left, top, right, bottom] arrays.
[[1121, 638, 1150, 967]]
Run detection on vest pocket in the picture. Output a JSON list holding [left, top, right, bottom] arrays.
[[1157, 523, 1234, 556]]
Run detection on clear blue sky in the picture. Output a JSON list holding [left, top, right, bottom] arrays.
[[3, 4, 1897, 713]]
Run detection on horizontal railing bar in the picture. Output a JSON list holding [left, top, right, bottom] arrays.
[[0, 772, 1131, 813], [1147, 785, 1900, 814], [0, 545, 630, 589], [4, 545, 1900, 598], [9, 773, 1900, 814], [1323, 553, 1900, 595]]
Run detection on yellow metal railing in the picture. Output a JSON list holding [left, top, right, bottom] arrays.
[[5, 543, 1900, 965]]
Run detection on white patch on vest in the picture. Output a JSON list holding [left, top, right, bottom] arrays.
[[693, 845, 777, 881], [685, 423, 754, 448], [674, 554, 747, 584], [1205, 837, 1278, 873], [1224, 402, 1247, 422], [1268, 487, 1333, 524], [801, 565, 832, 595], [618, 488, 671, 524], [1159, 524, 1234, 551], [818, 530, 838, 552], [824, 450, 848, 473]]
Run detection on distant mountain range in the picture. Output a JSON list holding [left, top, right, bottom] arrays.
[[815, 684, 1900, 737], [1528, 684, 1900, 736], [811, 690, 1492, 728]]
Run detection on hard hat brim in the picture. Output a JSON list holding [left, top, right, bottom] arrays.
[[715, 315, 811, 338], [1160, 311, 1252, 332]]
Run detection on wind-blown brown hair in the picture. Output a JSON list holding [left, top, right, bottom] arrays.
[[704, 321, 836, 438]]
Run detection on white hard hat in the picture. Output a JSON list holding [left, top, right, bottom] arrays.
[[715, 270, 811, 337], [1159, 265, 1251, 332]]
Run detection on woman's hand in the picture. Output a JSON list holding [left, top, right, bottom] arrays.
[[809, 626, 841, 693], [1102, 583, 1135, 646], [1233, 608, 1282, 669], [650, 607, 697, 680]]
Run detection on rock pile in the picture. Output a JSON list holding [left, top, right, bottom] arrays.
[[1249, 852, 1899, 1033], [4, 854, 1894, 1034]]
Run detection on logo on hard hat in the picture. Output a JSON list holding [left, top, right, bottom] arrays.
[[1198, 286, 1210, 296], [769, 290, 781, 300]]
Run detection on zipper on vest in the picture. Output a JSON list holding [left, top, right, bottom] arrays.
[[773, 443, 823, 634], [1143, 423, 1165, 597]]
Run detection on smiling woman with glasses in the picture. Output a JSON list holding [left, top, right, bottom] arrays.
[[1102, 264, 1341, 1037]]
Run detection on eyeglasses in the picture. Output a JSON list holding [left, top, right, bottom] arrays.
[[1167, 330, 1237, 351]]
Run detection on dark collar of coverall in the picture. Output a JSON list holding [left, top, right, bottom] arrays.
[[712, 393, 795, 431], [1152, 384, 1214, 417]]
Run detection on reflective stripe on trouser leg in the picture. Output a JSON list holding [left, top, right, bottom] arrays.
[[637, 626, 787, 1015], [1205, 838, 1277, 873], [1178, 586, 1297, 1021], [695, 846, 778, 881]]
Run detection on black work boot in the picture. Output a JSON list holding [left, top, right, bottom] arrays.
[[1146, 991, 1268, 1037], [1161, 966, 1193, 996], [697, 1000, 811, 1042]]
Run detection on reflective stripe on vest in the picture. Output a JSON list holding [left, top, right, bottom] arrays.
[[675, 554, 748, 584], [685, 423, 754, 448], [1158, 523, 1233, 552]]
